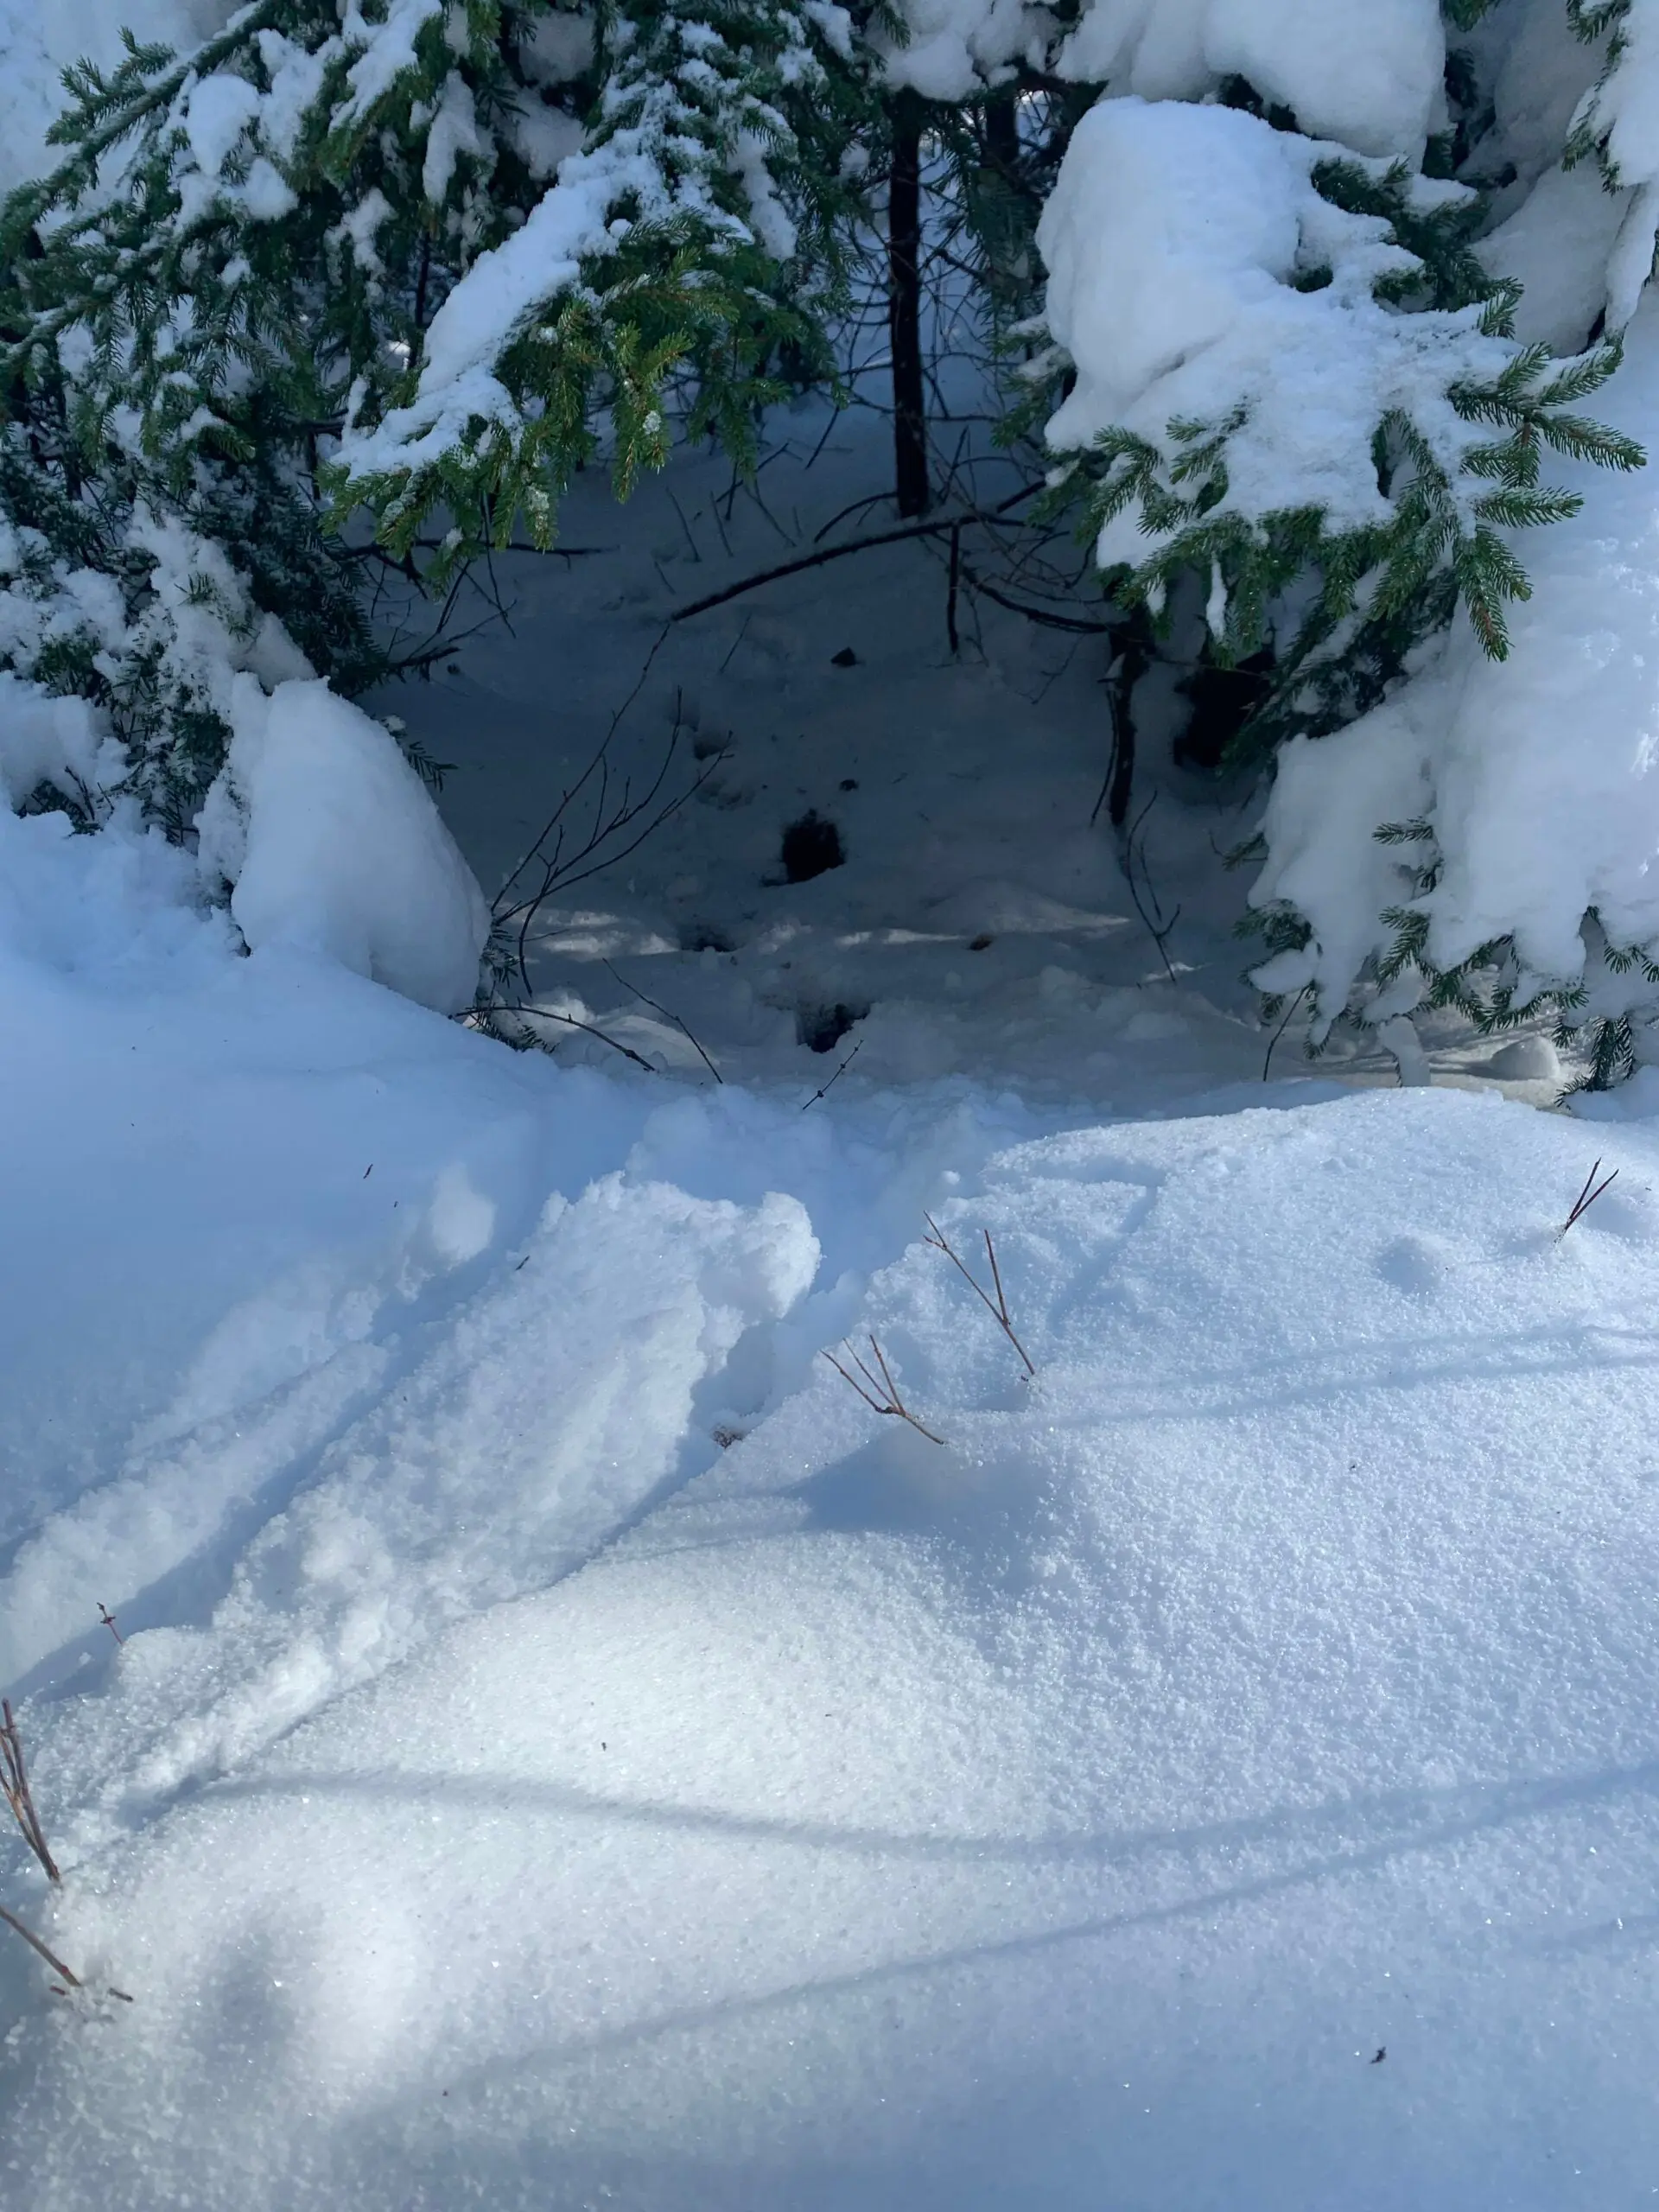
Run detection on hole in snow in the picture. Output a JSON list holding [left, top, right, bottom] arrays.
[[779, 810, 844, 883], [797, 1001, 868, 1054]]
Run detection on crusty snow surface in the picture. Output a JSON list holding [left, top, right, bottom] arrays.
[[6, 769, 1659, 2211]]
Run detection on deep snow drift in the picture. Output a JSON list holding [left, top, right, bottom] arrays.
[[5, 729, 1659, 2211]]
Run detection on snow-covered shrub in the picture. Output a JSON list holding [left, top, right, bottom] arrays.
[[1020, 2, 1659, 1084], [1249, 294, 1659, 1088]]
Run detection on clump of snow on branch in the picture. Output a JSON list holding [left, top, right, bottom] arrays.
[[1036, 98, 1510, 571], [0, 672, 117, 810], [1566, 0, 1659, 329], [877, 0, 1052, 103], [1056, 0, 1445, 158]]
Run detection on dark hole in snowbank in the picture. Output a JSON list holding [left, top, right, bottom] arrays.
[[798, 1001, 867, 1054], [780, 810, 844, 883], [679, 920, 734, 953]]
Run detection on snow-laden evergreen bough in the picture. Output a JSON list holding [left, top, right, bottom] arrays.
[[0, 0, 876, 836], [1018, 0, 1659, 1083]]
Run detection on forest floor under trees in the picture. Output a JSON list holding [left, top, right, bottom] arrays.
[[4, 396, 1659, 2209]]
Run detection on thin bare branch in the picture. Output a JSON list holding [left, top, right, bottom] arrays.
[[801, 1037, 863, 1110], [602, 961, 723, 1084], [1560, 1160, 1619, 1237], [669, 487, 1039, 625], [0, 1902, 80, 1988], [2, 1700, 60, 1885], [823, 1335, 945, 1445], [923, 1215, 1035, 1377]]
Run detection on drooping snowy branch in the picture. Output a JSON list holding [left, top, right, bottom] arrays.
[[1033, 95, 1631, 665], [1250, 298, 1659, 1076]]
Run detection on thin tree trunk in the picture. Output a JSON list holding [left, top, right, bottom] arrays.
[[1103, 613, 1152, 831], [983, 91, 1019, 186], [887, 93, 929, 519]]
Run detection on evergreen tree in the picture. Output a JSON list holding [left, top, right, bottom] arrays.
[[0, 0, 880, 817]]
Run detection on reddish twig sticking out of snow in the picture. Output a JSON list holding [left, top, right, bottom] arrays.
[[0, 1901, 82, 1991], [0, 1702, 134, 2003], [1560, 1160, 1619, 1238], [98, 1603, 124, 1647], [823, 1336, 945, 1446], [923, 1215, 1036, 1378], [2, 1700, 60, 1885]]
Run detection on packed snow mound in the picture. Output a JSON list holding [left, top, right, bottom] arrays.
[[1252, 296, 1659, 1027], [1058, 0, 1444, 157], [198, 676, 490, 1013], [1036, 98, 1506, 566], [11, 1084, 1659, 2207]]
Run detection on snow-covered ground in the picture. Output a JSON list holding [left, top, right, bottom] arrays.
[[368, 388, 1579, 1112], [8, 16, 1659, 2202], [7, 615, 1659, 2206]]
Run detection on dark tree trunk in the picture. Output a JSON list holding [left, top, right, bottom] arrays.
[[887, 94, 930, 519], [982, 91, 1020, 185], [1103, 613, 1153, 831]]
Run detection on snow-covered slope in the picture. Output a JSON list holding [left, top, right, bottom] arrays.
[[5, 748, 1659, 2210]]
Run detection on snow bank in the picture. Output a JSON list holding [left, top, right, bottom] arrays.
[[1252, 296, 1659, 1029], [12, 1084, 1659, 2207], [1058, 0, 1444, 157], [198, 676, 490, 1013]]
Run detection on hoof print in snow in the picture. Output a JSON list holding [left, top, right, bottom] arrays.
[[780, 810, 844, 884], [969, 932, 994, 951], [830, 646, 859, 667], [798, 1000, 867, 1053]]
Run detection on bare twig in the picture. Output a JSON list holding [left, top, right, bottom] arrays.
[[823, 1336, 945, 1446], [923, 1215, 1036, 1377], [489, 636, 725, 998], [2, 1700, 60, 1885], [514, 1007, 663, 1075], [602, 961, 723, 1084], [0, 1902, 80, 1988], [801, 1036, 863, 1110], [1560, 1159, 1619, 1237], [669, 487, 1039, 625], [98, 1604, 124, 1648], [1262, 985, 1313, 1082], [1122, 794, 1181, 982]]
